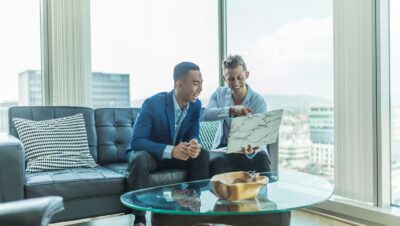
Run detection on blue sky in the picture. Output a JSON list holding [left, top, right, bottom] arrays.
[[228, 0, 333, 101]]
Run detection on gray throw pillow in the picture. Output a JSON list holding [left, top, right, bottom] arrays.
[[12, 113, 97, 173], [199, 120, 221, 151]]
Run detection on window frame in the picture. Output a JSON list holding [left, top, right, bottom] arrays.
[[37, 0, 400, 223]]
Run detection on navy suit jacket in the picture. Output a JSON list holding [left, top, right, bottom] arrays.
[[130, 91, 201, 160]]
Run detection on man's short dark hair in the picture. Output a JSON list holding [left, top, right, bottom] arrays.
[[173, 62, 200, 83], [222, 55, 247, 72]]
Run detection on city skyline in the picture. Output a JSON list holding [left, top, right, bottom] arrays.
[[14, 70, 131, 108]]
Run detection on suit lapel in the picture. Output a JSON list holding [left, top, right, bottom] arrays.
[[166, 91, 175, 143]]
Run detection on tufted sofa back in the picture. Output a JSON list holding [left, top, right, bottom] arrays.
[[8, 107, 278, 170], [8, 106, 140, 165], [95, 108, 139, 165]]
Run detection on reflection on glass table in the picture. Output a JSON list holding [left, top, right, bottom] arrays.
[[121, 171, 333, 226]]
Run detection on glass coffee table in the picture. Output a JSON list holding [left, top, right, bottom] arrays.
[[121, 171, 333, 226]]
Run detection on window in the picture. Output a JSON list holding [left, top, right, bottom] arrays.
[[91, 0, 219, 107], [0, 0, 42, 132], [227, 0, 333, 181], [390, 0, 400, 206]]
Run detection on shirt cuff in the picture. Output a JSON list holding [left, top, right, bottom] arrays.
[[257, 145, 268, 152], [246, 145, 268, 159], [221, 107, 231, 118], [162, 145, 174, 159]]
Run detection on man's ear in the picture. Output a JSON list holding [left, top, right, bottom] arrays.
[[175, 80, 182, 88], [245, 71, 250, 79], [222, 74, 227, 82]]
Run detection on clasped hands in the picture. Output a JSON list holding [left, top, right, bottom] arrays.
[[172, 139, 201, 161]]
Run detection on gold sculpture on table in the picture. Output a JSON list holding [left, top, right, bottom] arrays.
[[210, 171, 269, 201]]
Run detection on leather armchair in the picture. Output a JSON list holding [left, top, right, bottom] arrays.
[[0, 196, 64, 226]]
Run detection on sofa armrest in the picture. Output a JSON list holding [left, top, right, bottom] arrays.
[[0, 196, 64, 226], [0, 133, 25, 202], [267, 136, 279, 172]]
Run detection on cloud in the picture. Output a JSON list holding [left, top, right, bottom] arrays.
[[251, 17, 333, 76]]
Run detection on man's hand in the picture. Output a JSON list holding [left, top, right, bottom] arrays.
[[172, 142, 190, 161], [229, 105, 253, 117], [188, 139, 201, 159], [241, 144, 258, 154]]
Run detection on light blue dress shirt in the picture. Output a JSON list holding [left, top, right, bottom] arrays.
[[203, 85, 269, 156], [162, 93, 190, 159]]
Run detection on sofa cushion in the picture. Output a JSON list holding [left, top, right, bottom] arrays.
[[95, 108, 139, 165], [104, 163, 187, 187], [199, 120, 221, 150], [24, 166, 126, 201], [8, 106, 98, 162], [12, 114, 97, 173]]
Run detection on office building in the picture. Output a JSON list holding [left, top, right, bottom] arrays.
[[92, 72, 130, 108], [18, 70, 42, 106], [18, 70, 130, 108], [0, 101, 18, 132], [309, 106, 334, 177]]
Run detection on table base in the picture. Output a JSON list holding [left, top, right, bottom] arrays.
[[151, 211, 291, 226]]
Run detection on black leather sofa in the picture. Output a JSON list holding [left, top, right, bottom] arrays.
[[0, 106, 278, 223]]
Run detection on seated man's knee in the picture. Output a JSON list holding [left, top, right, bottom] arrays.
[[254, 151, 271, 172], [130, 151, 154, 170], [197, 149, 210, 162], [209, 154, 229, 176], [256, 151, 269, 160]]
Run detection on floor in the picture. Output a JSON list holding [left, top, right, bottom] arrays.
[[51, 210, 364, 226]]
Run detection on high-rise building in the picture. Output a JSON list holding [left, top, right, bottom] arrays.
[[279, 139, 310, 170], [0, 101, 18, 132], [92, 72, 130, 108], [279, 112, 310, 170], [309, 106, 334, 144], [309, 106, 334, 177], [18, 70, 42, 106], [18, 70, 130, 108]]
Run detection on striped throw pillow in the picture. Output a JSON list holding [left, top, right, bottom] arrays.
[[199, 120, 221, 150], [12, 114, 97, 173]]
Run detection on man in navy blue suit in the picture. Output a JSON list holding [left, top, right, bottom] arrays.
[[126, 62, 209, 226]]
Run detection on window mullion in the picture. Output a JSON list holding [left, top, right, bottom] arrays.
[[218, 0, 227, 86], [376, 0, 392, 208]]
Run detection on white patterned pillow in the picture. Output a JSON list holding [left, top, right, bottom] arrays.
[[12, 114, 97, 173], [199, 120, 221, 150]]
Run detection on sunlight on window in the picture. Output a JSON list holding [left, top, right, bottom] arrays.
[[390, 0, 400, 206], [91, 0, 218, 107], [0, 1, 41, 132], [227, 0, 333, 182]]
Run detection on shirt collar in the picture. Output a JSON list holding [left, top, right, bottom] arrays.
[[242, 84, 255, 105], [230, 84, 254, 106], [173, 92, 189, 112]]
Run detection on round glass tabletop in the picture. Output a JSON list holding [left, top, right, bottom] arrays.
[[120, 171, 333, 216]]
